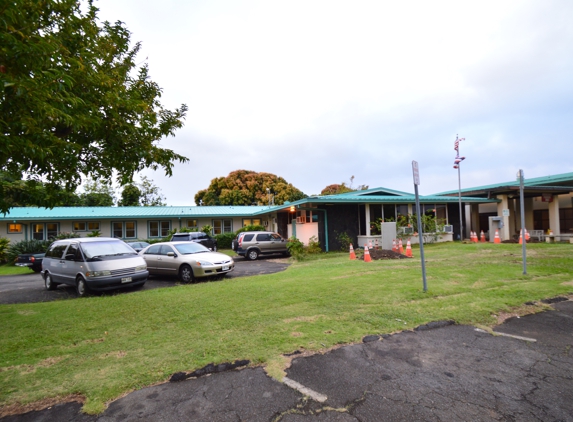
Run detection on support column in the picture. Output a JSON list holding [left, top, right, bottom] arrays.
[[497, 194, 511, 241], [524, 198, 534, 230], [470, 203, 480, 232], [365, 204, 371, 236], [548, 195, 561, 234]]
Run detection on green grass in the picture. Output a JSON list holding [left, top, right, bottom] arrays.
[[0, 264, 35, 276], [1, 242, 572, 414]]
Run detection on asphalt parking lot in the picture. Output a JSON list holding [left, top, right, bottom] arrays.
[[0, 257, 290, 305], [2, 297, 572, 421]]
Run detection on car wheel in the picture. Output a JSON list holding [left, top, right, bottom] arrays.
[[44, 273, 57, 291], [76, 276, 90, 297], [246, 249, 259, 261], [179, 264, 195, 283]]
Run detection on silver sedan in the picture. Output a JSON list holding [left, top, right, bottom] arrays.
[[139, 242, 234, 282]]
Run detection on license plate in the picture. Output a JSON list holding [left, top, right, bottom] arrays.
[[222, 265, 229, 271], [121, 277, 132, 283]]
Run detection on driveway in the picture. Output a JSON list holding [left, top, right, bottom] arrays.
[[0, 257, 290, 305], [2, 298, 572, 421]]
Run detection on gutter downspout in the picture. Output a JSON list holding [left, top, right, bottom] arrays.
[[296, 207, 329, 252]]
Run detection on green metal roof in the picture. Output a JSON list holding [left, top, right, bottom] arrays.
[[434, 172, 573, 196], [326, 186, 413, 197], [0, 206, 273, 221]]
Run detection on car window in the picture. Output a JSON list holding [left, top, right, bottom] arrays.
[[243, 234, 254, 241], [256, 233, 271, 241], [80, 240, 136, 259], [270, 234, 282, 241], [159, 245, 175, 255], [174, 243, 210, 254], [46, 243, 67, 259], [145, 244, 162, 255], [64, 243, 80, 261]]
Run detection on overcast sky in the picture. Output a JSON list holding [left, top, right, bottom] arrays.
[[95, 0, 573, 205]]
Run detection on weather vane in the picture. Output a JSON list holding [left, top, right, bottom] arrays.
[[453, 134, 465, 168]]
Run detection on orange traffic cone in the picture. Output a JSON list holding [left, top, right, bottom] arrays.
[[405, 240, 413, 257], [480, 230, 486, 242], [349, 243, 356, 260], [399, 239, 404, 254], [519, 229, 523, 245], [474, 231, 479, 242], [494, 229, 501, 244], [525, 229, 530, 241], [392, 239, 397, 252], [364, 245, 372, 262]]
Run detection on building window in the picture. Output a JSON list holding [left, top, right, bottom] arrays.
[[88, 222, 100, 231], [186, 219, 198, 229], [32, 223, 59, 240], [7, 223, 22, 233], [112, 221, 136, 239], [212, 219, 232, 235], [149, 221, 171, 238], [73, 222, 101, 232], [242, 218, 261, 227]]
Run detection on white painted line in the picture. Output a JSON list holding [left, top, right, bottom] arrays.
[[283, 377, 328, 403], [474, 328, 536, 342]]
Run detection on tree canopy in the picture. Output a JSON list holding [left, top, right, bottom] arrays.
[[195, 170, 307, 206], [0, 0, 188, 213], [320, 176, 369, 195], [119, 175, 165, 206]]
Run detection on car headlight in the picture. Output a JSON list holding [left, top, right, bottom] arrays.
[[195, 260, 213, 267], [135, 264, 147, 272], [86, 270, 111, 277]]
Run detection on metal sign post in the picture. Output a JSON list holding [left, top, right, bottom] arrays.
[[517, 169, 527, 274], [412, 161, 427, 292]]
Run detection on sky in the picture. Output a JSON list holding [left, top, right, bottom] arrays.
[[95, 0, 573, 205]]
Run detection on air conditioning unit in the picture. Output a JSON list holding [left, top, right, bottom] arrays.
[[443, 225, 453, 233], [296, 216, 306, 224], [403, 227, 414, 234]]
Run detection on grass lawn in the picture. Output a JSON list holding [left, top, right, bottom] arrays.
[[0, 264, 36, 276], [1, 242, 572, 414]]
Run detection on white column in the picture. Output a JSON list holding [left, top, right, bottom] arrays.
[[365, 204, 371, 236], [548, 195, 561, 234], [497, 194, 511, 241]]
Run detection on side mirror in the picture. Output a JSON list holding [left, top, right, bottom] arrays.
[[167, 252, 176, 257]]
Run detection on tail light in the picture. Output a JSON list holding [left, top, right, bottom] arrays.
[[30, 257, 35, 262]]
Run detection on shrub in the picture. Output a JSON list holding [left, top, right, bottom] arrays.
[[6, 239, 51, 264], [235, 224, 266, 234], [306, 236, 322, 254], [286, 237, 305, 260], [53, 232, 80, 240], [0, 237, 9, 263], [335, 231, 353, 252], [215, 232, 236, 249]]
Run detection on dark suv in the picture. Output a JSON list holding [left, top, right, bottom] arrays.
[[233, 231, 288, 260], [171, 232, 218, 251]]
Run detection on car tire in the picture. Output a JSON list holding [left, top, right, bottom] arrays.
[[76, 276, 90, 297], [179, 264, 195, 283], [44, 273, 57, 291], [33, 266, 42, 273], [246, 249, 259, 261]]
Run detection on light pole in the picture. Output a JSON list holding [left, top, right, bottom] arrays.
[[453, 135, 466, 241]]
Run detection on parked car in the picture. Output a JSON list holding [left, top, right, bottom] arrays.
[[171, 232, 218, 251], [233, 231, 289, 260], [139, 241, 234, 282], [15, 252, 45, 273], [42, 237, 148, 296], [126, 241, 150, 252]]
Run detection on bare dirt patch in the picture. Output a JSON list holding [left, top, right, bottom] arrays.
[[357, 249, 412, 260]]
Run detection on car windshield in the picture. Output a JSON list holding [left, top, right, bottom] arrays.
[[174, 242, 211, 254], [81, 241, 138, 260]]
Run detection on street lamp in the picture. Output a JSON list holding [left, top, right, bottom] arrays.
[[453, 135, 466, 241]]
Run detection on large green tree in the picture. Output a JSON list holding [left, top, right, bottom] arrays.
[[0, 0, 188, 214], [119, 175, 165, 206], [195, 170, 307, 206]]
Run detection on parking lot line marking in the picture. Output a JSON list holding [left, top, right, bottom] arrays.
[[283, 377, 328, 403], [475, 328, 536, 342]]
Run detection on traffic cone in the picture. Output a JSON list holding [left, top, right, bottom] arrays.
[[473, 231, 478, 243], [369, 239, 373, 249], [399, 239, 404, 254], [392, 239, 397, 252], [405, 240, 413, 257], [364, 245, 372, 262], [494, 229, 501, 244], [525, 229, 530, 241], [480, 230, 486, 242], [349, 243, 356, 260], [519, 229, 523, 245], [375, 239, 379, 250]]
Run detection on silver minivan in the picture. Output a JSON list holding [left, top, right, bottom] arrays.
[[42, 237, 148, 296]]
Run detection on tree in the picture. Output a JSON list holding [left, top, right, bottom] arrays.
[[320, 176, 369, 195], [80, 178, 115, 206], [138, 175, 166, 206], [118, 184, 141, 207], [0, 0, 188, 214], [195, 170, 307, 206]]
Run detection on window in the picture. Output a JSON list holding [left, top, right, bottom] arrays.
[[112, 221, 136, 239], [212, 219, 232, 234], [73, 221, 100, 232], [186, 219, 198, 229], [8, 223, 22, 233], [149, 221, 171, 238], [242, 218, 261, 227], [32, 223, 59, 240]]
